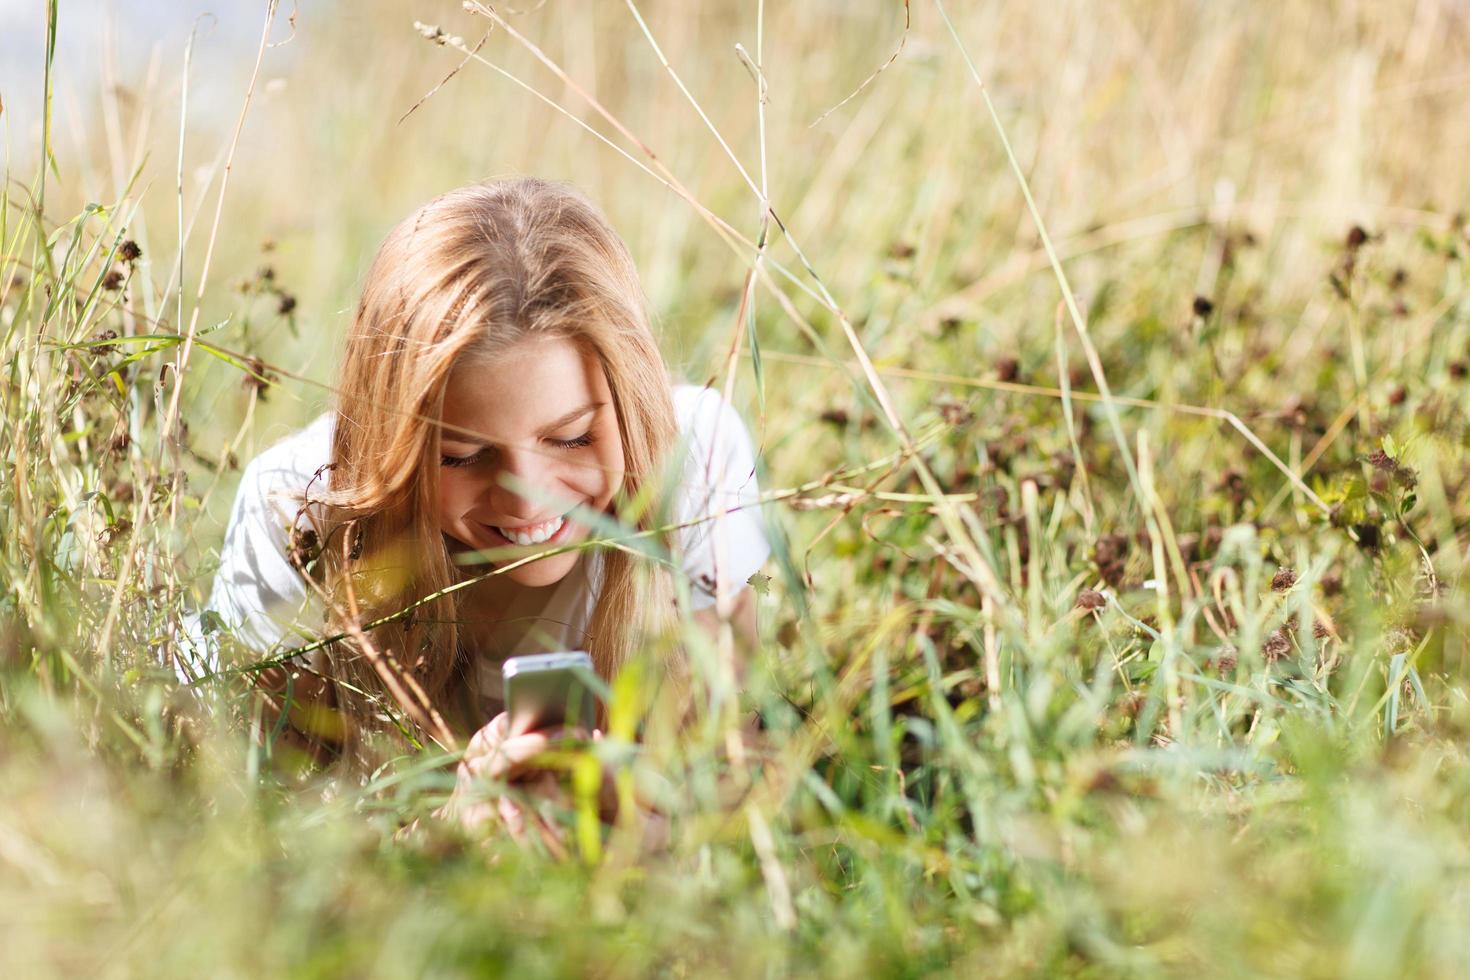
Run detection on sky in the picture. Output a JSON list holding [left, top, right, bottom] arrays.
[[1, 0, 285, 165]]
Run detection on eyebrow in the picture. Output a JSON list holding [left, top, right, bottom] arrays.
[[440, 401, 602, 447]]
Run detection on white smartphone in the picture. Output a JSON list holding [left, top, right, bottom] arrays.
[[501, 651, 602, 734]]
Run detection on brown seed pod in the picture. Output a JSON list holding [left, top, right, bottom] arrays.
[[1216, 647, 1238, 675], [819, 408, 850, 428], [1094, 533, 1129, 566], [118, 240, 142, 263], [937, 399, 973, 427], [1262, 629, 1292, 662], [97, 519, 133, 547], [241, 357, 273, 396], [1271, 567, 1297, 593], [1367, 448, 1396, 471], [1353, 523, 1381, 551], [1119, 690, 1146, 719], [1192, 295, 1215, 317], [1074, 589, 1106, 612], [287, 526, 321, 572], [1218, 470, 1247, 506]]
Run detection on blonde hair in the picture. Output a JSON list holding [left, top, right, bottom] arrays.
[[312, 177, 678, 757]]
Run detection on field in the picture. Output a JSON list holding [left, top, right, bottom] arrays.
[[4, 1, 1470, 976]]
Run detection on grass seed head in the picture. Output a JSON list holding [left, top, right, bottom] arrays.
[[1262, 629, 1292, 662], [1074, 588, 1106, 612], [1216, 647, 1238, 675]]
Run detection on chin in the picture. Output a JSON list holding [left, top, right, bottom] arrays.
[[501, 551, 580, 588]]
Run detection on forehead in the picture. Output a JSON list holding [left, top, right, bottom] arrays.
[[439, 334, 607, 444]]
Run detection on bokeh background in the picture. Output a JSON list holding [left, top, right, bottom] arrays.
[[4, 1, 1470, 975]]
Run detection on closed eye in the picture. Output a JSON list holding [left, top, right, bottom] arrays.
[[441, 433, 591, 467], [440, 449, 486, 469], [550, 432, 593, 450]]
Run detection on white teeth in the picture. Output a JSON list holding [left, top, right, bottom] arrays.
[[496, 515, 563, 546]]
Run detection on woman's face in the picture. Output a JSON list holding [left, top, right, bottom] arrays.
[[437, 334, 625, 589]]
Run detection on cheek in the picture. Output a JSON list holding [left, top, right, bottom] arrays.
[[436, 472, 473, 526], [594, 443, 626, 502]]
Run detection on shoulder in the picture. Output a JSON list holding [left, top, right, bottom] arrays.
[[670, 383, 755, 459], [225, 411, 336, 543], [665, 385, 770, 607], [242, 411, 335, 494], [208, 412, 335, 656]]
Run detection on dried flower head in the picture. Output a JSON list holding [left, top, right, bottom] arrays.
[[1263, 629, 1292, 662], [1216, 647, 1238, 675], [938, 399, 973, 428], [1074, 589, 1106, 612]]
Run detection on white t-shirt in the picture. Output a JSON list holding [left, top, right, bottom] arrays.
[[182, 384, 769, 696]]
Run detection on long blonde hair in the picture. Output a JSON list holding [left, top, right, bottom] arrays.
[[311, 177, 678, 756]]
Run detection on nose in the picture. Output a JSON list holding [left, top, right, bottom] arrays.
[[484, 446, 558, 522]]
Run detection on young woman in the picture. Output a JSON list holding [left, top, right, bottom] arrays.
[[188, 177, 769, 839]]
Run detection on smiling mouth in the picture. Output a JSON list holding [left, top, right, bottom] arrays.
[[487, 513, 569, 547]]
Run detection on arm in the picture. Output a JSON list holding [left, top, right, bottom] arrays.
[[254, 661, 342, 762], [200, 435, 341, 758]]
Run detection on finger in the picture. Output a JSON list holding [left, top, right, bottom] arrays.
[[535, 814, 569, 860], [530, 771, 568, 806], [458, 800, 496, 831], [466, 712, 510, 755], [463, 730, 551, 781], [498, 795, 526, 842], [496, 732, 554, 780]]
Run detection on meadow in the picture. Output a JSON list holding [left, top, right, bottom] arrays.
[[3, 1, 1470, 975]]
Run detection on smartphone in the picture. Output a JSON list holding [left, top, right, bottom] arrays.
[[502, 651, 602, 734]]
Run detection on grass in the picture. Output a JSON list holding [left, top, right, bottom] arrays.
[[4, 0, 1470, 976]]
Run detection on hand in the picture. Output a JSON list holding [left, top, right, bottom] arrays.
[[441, 712, 593, 856]]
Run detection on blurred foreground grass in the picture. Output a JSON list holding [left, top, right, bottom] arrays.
[[3, 1, 1470, 976]]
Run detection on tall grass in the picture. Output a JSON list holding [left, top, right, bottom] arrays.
[[3, 1, 1470, 975]]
